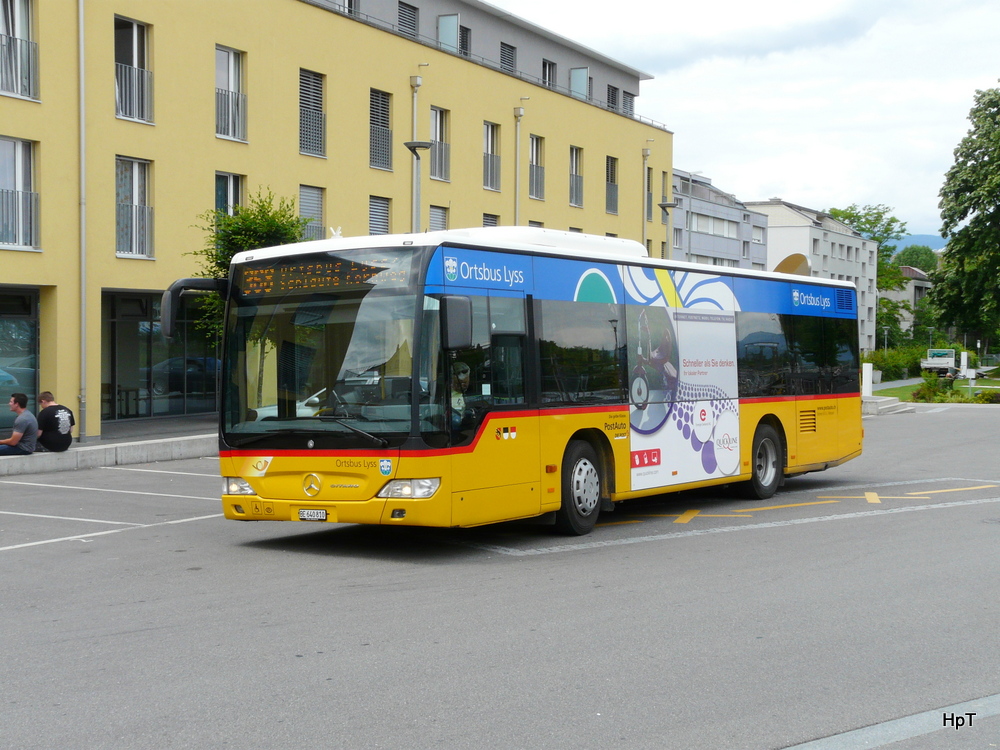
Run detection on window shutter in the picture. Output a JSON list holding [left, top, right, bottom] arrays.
[[398, 2, 418, 36], [369, 196, 390, 235], [300, 185, 324, 240]]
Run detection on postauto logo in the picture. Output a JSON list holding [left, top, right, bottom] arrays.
[[792, 288, 832, 310]]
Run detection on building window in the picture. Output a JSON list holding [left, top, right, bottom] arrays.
[[569, 146, 583, 207], [622, 91, 635, 117], [673, 227, 683, 249], [483, 213, 499, 227], [529, 135, 544, 200], [483, 121, 500, 190], [606, 85, 619, 112], [370, 89, 392, 169], [397, 2, 418, 37], [569, 67, 588, 100], [299, 69, 325, 156], [300, 185, 324, 240], [742, 241, 750, 259], [114, 17, 152, 122], [0, 135, 38, 247], [430, 106, 450, 180], [500, 42, 516, 73], [215, 46, 246, 141], [115, 156, 152, 257], [645, 167, 653, 222], [542, 59, 556, 88], [605, 156, 618, 215], [215, 172, 242, 215], [753, 225, 765, 243], [528, 220, 543, 228], [343, 0, 359, 15], [429, 205, 448, 232], [0, 0, 38, 99], [459, 25, 471, 56], [369, 195, 390, 235]]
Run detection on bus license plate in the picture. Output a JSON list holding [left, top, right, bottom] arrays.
[[299, 509, 327, 521]]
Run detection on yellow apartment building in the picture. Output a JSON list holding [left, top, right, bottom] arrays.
[[0, 0, 673, 438]]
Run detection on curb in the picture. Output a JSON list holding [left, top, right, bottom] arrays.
[[0, 434, 218, 477]]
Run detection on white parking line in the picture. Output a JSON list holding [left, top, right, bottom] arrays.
[[0, 480, 218, 502], [0, 513, 223, 552], [101, 466, 220, 477], [460, 495, 1000, 556], [783, 691, 1000, 749], [0, 511, 141, 526]]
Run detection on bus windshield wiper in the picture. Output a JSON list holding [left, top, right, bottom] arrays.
[[311, 415, 388, 447], [227, 428, 316, 448]]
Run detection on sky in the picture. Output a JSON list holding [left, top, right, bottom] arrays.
[[490, 0, 1000, 235]]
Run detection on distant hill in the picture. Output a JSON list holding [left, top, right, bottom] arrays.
[[894, 234, 947, 251]]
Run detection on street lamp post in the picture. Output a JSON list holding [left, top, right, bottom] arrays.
[[404, 140, 432, 233], [883, 326, 889, 352], [657, 201, 677, 260], [928, 327, 935, 348]]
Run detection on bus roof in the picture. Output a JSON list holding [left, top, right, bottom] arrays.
[[231, 227, 858, 290]]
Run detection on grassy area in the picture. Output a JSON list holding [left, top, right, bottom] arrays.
[[877, 378, 1000, 402]]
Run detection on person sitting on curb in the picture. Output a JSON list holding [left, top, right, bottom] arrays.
[[0, 393, 38, 456], [36, 391, 75, 453]]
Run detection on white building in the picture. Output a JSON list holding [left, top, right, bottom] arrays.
[[743, 199, 878, 352], [670, 170, 768, 270]]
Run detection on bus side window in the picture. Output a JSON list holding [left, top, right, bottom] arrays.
[[491, 334, 524, 403]]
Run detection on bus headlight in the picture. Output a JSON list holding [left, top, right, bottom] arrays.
[[377, 478, 441, 499], [223, 477, 256, 495]]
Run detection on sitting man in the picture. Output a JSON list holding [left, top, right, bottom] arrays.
[[36, 391, 76, 452], [0, 392, 38, 456]]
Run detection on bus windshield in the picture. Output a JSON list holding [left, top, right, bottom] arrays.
[[222, 247, 437, 449]]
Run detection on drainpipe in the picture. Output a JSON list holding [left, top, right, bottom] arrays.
[[642, 147, 650, 248], [513, 106, 524, 225], [77, 0, 87, 439]]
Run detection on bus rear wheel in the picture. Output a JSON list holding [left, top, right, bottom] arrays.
[[554, 441, 602, 535], [743, 423, 782, 500]]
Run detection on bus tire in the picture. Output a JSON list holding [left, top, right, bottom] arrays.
[[554, 441, 602, 535], [743, 423, 782, 500]]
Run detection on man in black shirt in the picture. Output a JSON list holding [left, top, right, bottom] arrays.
[[36, 391, 75, 452]]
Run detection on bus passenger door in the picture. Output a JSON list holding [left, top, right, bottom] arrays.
[[449, 293, 540, 526]]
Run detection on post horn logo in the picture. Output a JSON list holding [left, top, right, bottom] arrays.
[[303, 473, 322, 497]]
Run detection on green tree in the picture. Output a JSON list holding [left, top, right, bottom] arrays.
[[893, 244, 938, 273], [191, 188, 309, 338], [931, 84, 1000, 354], [828, 203, 909, 333]]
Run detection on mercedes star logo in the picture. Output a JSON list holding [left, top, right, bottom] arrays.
[[302, 473, 322, 497]]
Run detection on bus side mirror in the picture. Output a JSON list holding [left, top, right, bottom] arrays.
[[441, 295, 472, 350], [161, 277, 229, 340]]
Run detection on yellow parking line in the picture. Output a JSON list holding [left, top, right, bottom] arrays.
[[675, 509, 701, 523], [909, 485, 998, 495], [734, 500, 840, 512]]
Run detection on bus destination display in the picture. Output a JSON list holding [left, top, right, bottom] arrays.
[[240, 256, 410, 296]]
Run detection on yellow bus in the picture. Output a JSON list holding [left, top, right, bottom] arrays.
[[165, 227, 862, 535]]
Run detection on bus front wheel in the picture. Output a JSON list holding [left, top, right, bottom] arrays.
[[744, 423, 782, 500], [554, 441, 602, 535]]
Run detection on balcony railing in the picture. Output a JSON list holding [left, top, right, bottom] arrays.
[[116, 204, 154, 257], [300, 108, 326, 156], [569, 174, 583, 207], [0, 189, 39, 247], [606, 182, 619, 215], [302, 220, 325, 240], [430, 139, 450, 180], [216, 88, 247, 141], [483, 153, 500, 190], [0, 33, 38, 99], [370, 124, 392, 169], [529, 164, 545, 200], [115, 63, 153, 122]]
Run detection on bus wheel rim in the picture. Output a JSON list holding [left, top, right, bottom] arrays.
[[571, 458, 600, 515], [756, 438, 776, 486]]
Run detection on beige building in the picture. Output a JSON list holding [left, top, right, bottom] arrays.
[[743, 199, 878, 352], [0, 0, 673, 437]]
